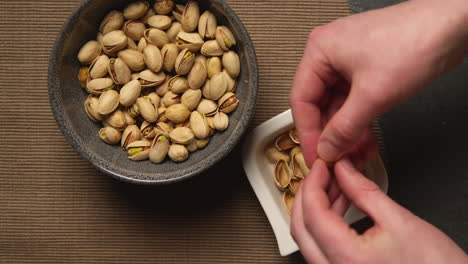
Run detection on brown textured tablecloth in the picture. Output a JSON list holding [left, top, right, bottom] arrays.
[[0, 1, 349, 263]]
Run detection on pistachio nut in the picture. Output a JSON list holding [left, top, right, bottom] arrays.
[[207, 57, 222, 78], [161, 43, 178, 72], [97, 90, 120, 115], [201, 40, 223, 57], [175, 48, 195, 75], [168, 76, 189, 94], [166, 21, 182, 43], [187, 59, 207, 89], [78, 67, 89, 88], [141, 8, 156, 24], [172, 4, 185, 23], [136, 96, 158, 123], [138, 69, 166, 88], [215, 26, 236, 51], [204, 72, 227, 100], [140, 121, 156, 139], [166, 104, 190, 124], [119, 80, 142, 107], [154, 121, 173, 137], [105, 109, 126, 130], [123, 1, 149, 20], [156, 75, 171, 96], [121, 124, 142, 148], [213, 112, 229, 131], [102, 30, 128, 55], [77, 40, 101, 65], [147, 92, 161, 108], [124, 111, 136, 125], [161, 91, 181, 107], [283, 191, 294, 215], [290, 151, 309, 179], [137, 37, 147, 53], [198, 11, 217, 39], [124, 20, 146, 41], [181, 1, 199, 32], [218, 92, 239, 114], [168, 144, 189, 162], [99, 127, 122, 145], [99, 10, 124, 35], [222, 70, 237, 93], [289, 127, 300, 144], [118, 49, 145, 71], [275, 132, 297, 151], [190, 111, 210, 139], [126, 140, 151, 161], [128, 103, 140, 118], [89, 55, 109, 79], [197, 139, 209, 149], [157, 107, 168, 122], [181, 89, 202, 111], [147, 15, 172, 30], [144, 28, 169, 48], [84, 95, 104, 122], [149, 135, 170, 163], [222, 51, 240, 78], [108, 58, 131, 85], [196, 99, 218, 116], [127, 38, 138, 50], [176, 32, 204, 52], [274, 159, 292, 190], [170, 127, 195, 145], [86, 78, 115, 95], [186, 140, 198, 152], [264, 146, 290, 164]]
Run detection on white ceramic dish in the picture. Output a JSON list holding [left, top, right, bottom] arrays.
[[242, 109, 389, 256]]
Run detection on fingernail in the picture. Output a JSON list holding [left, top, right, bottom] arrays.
[[317, 140, 340, 162]]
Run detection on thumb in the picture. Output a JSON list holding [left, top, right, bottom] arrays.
[[317, 87, 377, 162]]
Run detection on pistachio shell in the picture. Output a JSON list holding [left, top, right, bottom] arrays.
[[288, 179, 302, 195], [181, 89, 202, 111], [118, 49, 145, 71], [275, 132, 297, 151], [168, 144, 189, 162], [140, 121, 156, 139], [223, 70, 237, 93], [143, 44, 163, 72], [105, 109, 126, 130], [187, 59, 207, 89], [121, 124, 142, 148], [290, 151, 310, 179], [172, 5, 185, 23], [181, 1, 199, 32], [102, 30, 128, 54], [206, 116, 215, 130], [289, 127, 300, 144], [147, 15, 172, 30], [283, 191, 294, 215], [168, 76, 189, 94], [218, 92, 239, 114], [222, 51, 240, 78], [275, 160, 292, 190], [166, 22, 182, 43], [264, 146, 290, 164], [97, 90, 120, 115], [86, 78, 115, 95], [196, 99, 218, 116], [77, 41, 101, 65], [175, 119, 191, 128], [157, 107, 168, 122], [154, 0, 174, 15], [147, 92, 161, 108], [166, 104, 190, 124], [89, 55, 109, 79], [215, 26, 236, 51], [136, 96, 158, 123], [127, 140, 151, 161], [170, 127, 195, 145], [207, 57, 222, 78], [97, 33, 104, 46], [138, 69, 166, 87], [213, 112, 229, 131], [127, 104, 140, 118], [120, 80, 142, 107], [141, 8, 156, 24], [201, 40, 223, 57], [186, 141, 198, 152], [124, 20, 146, 41], [175, 48, 195, 76], [144, 28, 169, 48], [127, 38, 138, 50], [176, 32, 204, 52], [78, 67, 89, 88], [198, 11, 217, 39], [196, 139, 209, 149], [161, 43, 178, 72], [100, 11, 124, 35], [99, 127, 122, 145], [156, 75, 171, 96], [149, 135, 170, 163], [108, 58, 131, 85], [189, 111, 210, 139], [123, 1, 149, 20], [161, 91, 181, 107], [124, 111, 136, 125], [84, 95, 104, 122], [137, 37, 147, 53], [204, 72, 227, 100], [154, 121, 173, 137]]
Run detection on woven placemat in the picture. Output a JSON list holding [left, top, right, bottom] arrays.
[[0, 0, 350, 263]]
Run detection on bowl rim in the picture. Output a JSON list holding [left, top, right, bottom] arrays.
[[48, 0, 258, 185]]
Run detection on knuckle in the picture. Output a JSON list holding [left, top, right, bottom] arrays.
[[327, 117, 358, 148]]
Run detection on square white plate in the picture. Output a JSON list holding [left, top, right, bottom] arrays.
[[242, 109, 388, 256]]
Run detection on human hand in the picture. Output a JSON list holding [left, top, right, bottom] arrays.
[[290, 0, 468, 164], [291, 159, 468, 264]]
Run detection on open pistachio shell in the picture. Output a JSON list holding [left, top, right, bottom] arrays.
[[275, 132, 297, 151], [168, 144, 189, 162], [166, 104, 190, 124], [121, 125, 141, 148], [127, 38, 138, 50], [274, 160, 293, 190], [222, 70, 237, 93], [100, 11, 124, 35], [175, 48, 195, 76], [156, 75, 172, 96], [205, 72, 227, 100], [127, 140, 151, 161], [196, 139, 209, 149], [138, 69, 166, 88], [79, 67, 90, 88], [196, 99, 218, 116], [144, 28, 169, 48], [123, 1, 149, 20], [136, 96, 158, 123], [215, 26, 236, 51], [137, 37, 147, 53], [289, 179, 302, 195], [201, 40, 223, 57], [161, 43, 178, 72], [120, 80, 142, 107], [161, 91, 181, 107], [283, 191, 295, 215], [84, 95, 104, 122], [97, 90, 120, 115], [89, 55, 110, 79], [187, 59, 207, 89], [124, 111, 136, 125], [213, 112, 229, 131], [154, 122, 173, 137], [124, 20, 146, 41], [118, 49, 145, 71], [198, 11, 217, 39], [289, 127, 300, 144], [147, 15, 172, 30], [172, 4, 185, 23], [218, 92, 239, 114], [290, 151, 310, 179], [86, 78, 115, 95], [181, 89, 202, 111], [180, 1, 199, 32], [166, 21, 182, 43], [143, 44, 163, 72], [77, 40, 101, 65], [149, 135, 170, 163], [99, 127, 122, 145], [140, 121, 156, 139], [154, 0, 174, 15], [170, 127, 195, 145], [147, 92, 161, 108], [264, 146, 290, 164], [190, 111, 210, 139], [176, 32, 204, 52], [168, 76, 189, 94], [102, 30, 128, 55], [222, 51, 240, 78], [108, 58, 131, 85], [207, 57, 222, 78]]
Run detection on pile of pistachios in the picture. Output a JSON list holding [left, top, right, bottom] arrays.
[[77, 0, 241, 163], [264, 127, 310, 215]]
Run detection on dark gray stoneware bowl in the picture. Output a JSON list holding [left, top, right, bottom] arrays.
[[49, 0, 258, 185]]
